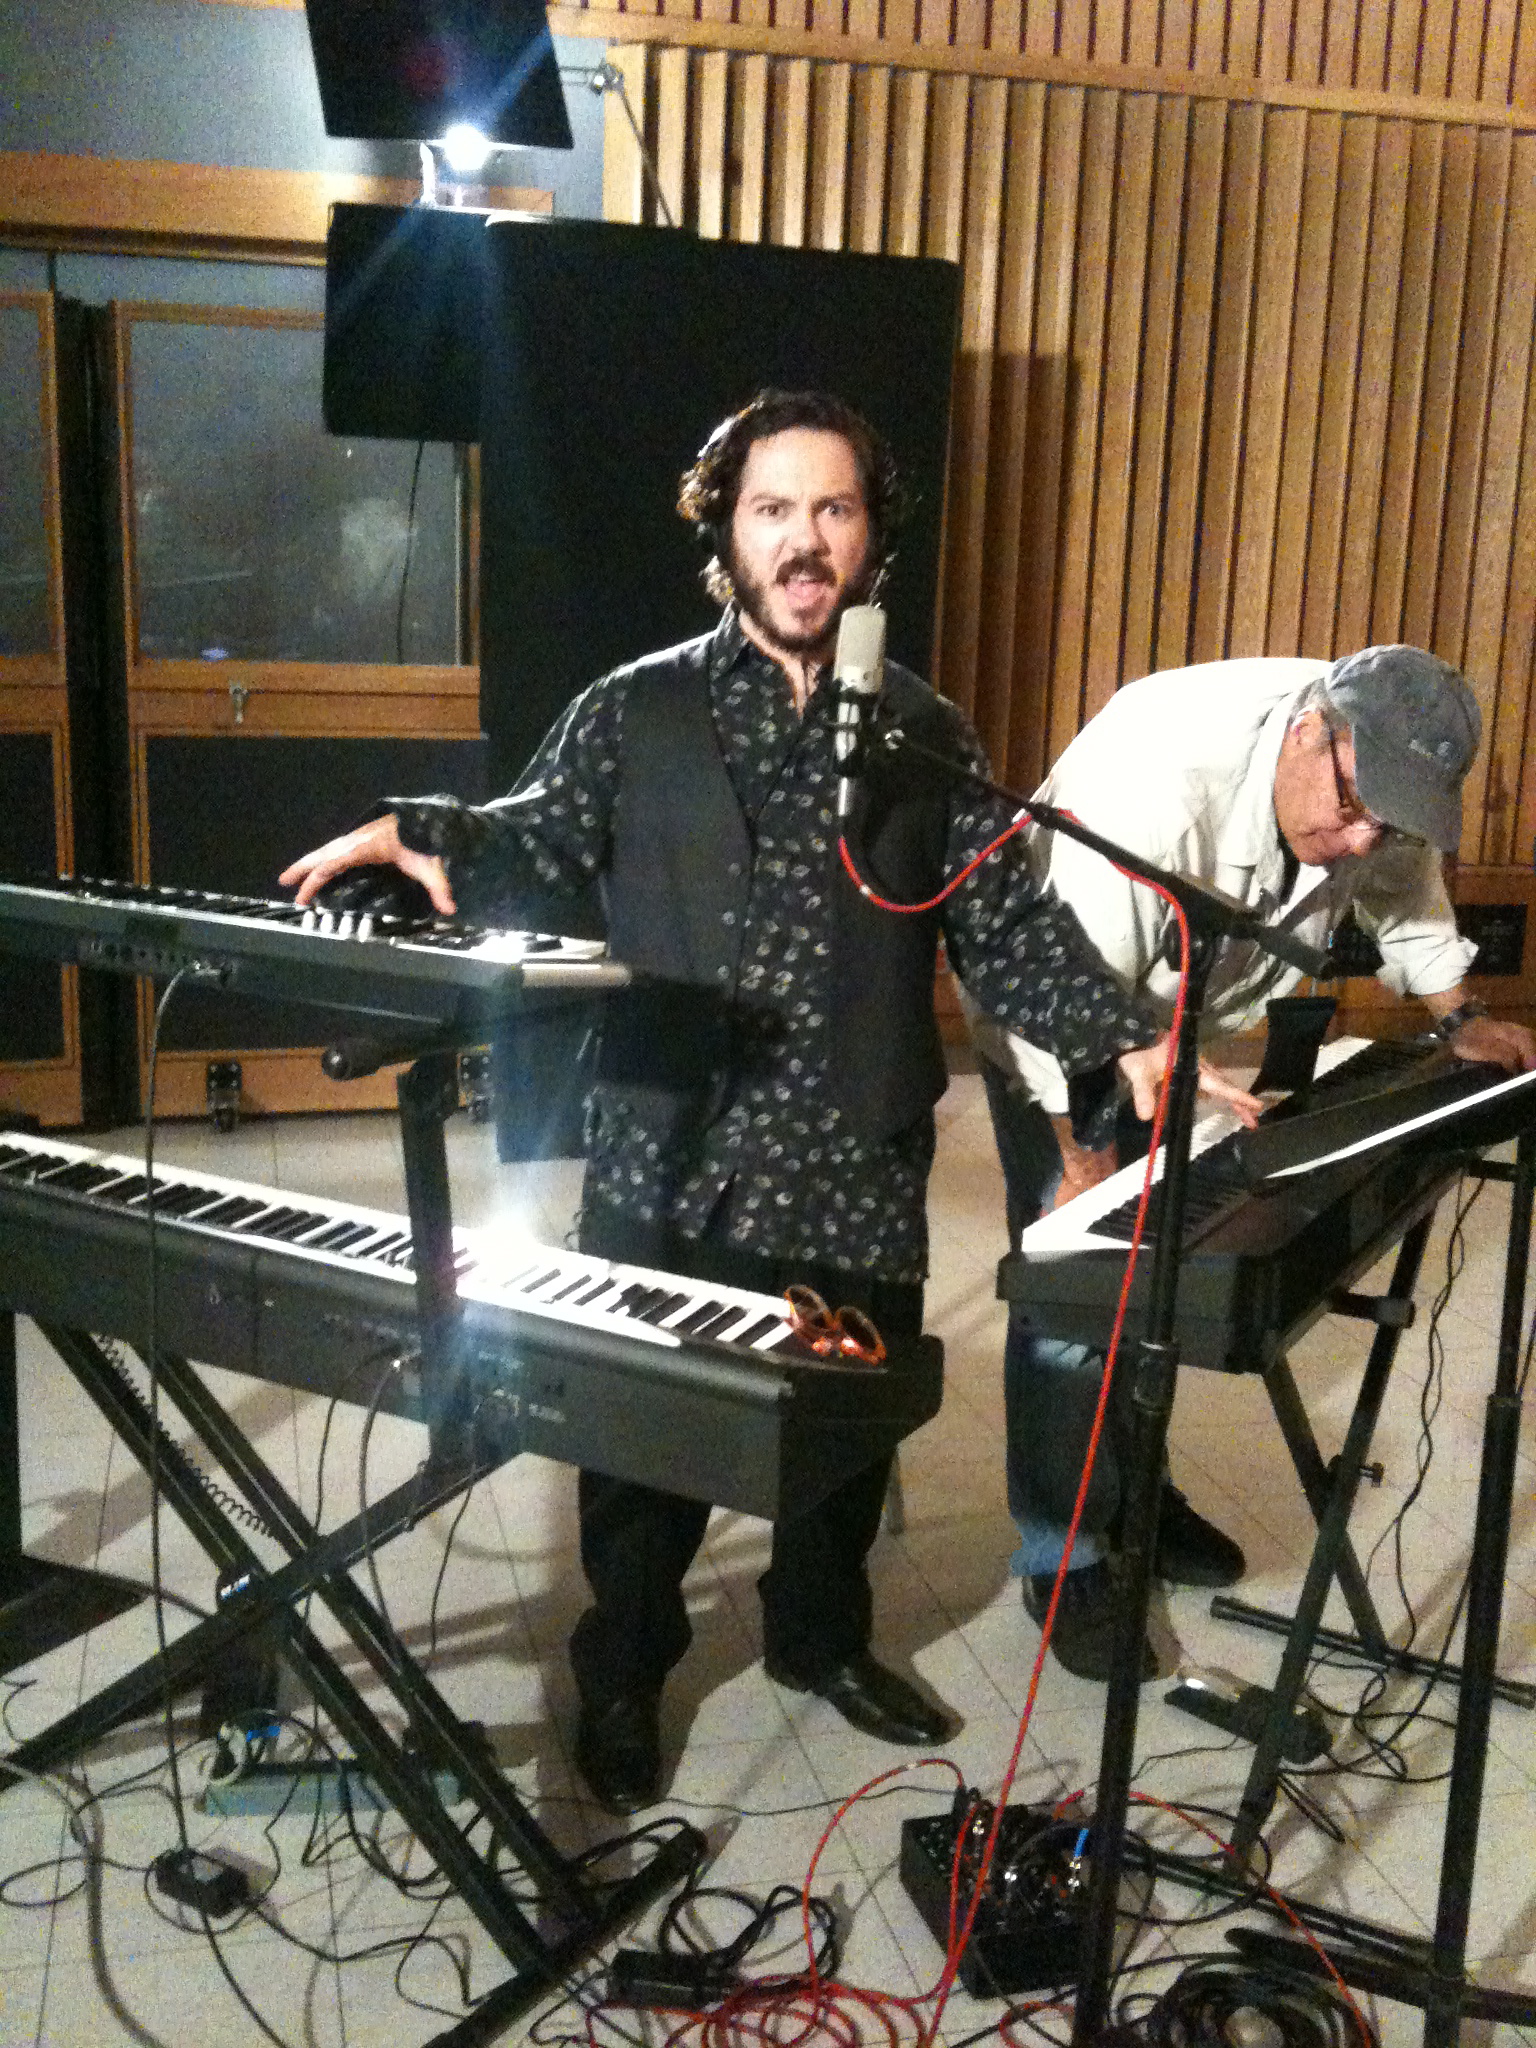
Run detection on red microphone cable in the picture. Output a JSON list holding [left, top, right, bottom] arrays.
[[920, 884, 1193, 2042], [838, 818, 1031, 913], [834, 807, 1211, 2039]]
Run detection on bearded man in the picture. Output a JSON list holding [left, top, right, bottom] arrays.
[[284, 390, 1181, 1810]]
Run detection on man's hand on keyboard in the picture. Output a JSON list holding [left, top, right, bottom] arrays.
[[1117, 1040, 1264, 1129], [280, 813, 458, 918], [1195, 1060, 1265, 1127], [1446, 1015, 1536, 1073]]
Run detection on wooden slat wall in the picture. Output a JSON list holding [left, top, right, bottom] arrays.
[[563, 0, 1536, 112], [607, 50, 1536, 872]]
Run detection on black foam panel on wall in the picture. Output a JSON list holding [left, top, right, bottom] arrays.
[[0, 732, 65, 1063], [303, 0, 572, 149], [478, 221, 961, 784], [324, 203, 488, 444], [143, 734, 488, 1051]]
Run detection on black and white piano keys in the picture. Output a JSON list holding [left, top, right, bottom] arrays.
[[999, 1034, 1503, 1375], [0, 1132, 943, 1524]]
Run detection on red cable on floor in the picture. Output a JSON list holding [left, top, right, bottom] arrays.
[[620, 836, 1211, 2044], [919, 882, 1193, 2042]]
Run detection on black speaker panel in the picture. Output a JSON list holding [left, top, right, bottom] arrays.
[[324, 203, 488, 443], [143, 733, 488, 1051], [478, 222, 961, 783], [0, 731, 66, 1062], [58, 299, 130, 1126], [303, 0, 572, 149]]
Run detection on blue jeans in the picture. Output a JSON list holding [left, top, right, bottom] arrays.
[[979, 1057, 1146, 1580]]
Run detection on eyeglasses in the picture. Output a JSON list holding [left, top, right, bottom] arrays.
[[1325, 724, 1405, 844], [783, 1284, 887, 1367]]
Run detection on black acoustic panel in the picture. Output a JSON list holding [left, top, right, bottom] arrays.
[[0, 732, 65, 1062], [324, 203, 487, 442], [479, 222, 962, 783], [54, 301, 119, 883], [144, 734, 488, 1052], [303, 0, 572, 148], [61, 299, 139, 1127]]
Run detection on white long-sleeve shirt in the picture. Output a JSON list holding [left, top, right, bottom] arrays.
[[968, 657, 1475, 1113]]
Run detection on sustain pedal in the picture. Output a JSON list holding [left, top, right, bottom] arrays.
[[1165, 1673, 1331, 1764]]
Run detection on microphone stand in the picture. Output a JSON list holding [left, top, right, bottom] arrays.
[[856, 722, 1331, 2041]]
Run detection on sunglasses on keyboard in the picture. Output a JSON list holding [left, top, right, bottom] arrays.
[[783, 1284, 887, 1367]]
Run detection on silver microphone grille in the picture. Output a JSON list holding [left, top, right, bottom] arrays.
[[834, 605, 887, 695]]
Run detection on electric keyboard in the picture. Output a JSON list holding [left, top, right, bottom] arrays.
[[0, 876, 629, 1032], [0, 1132, 941, 1520], [999, 1037, 1481, 1372]]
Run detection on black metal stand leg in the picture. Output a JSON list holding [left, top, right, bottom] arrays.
[[148, 1344, 591, 1918], [1226, 1922, 1536, 2026], [1422, 1134, 1536, 2046], [2, 1323, 704, 2033], [1072, 935, 1217, 2047], [1262, 1353, 1390, 1652], [398, 1051, 473, 1455], [1108, 1138, 1536, 2043], [1207, 1593, 1536, 1708], [1225, 1214, 1433, 1859], [0, 1442, 496, 1787], [77, 1329, 577, 1943], [1073, 1333, 1180, 2028], [0, 1309, 18, 1553]]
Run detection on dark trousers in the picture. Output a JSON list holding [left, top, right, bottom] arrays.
[[978, 1055, 1151, 1577], [568, 1208, 924, 1706]]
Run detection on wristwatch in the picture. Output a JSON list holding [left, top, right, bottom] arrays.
[[1432, 997, 1489, 1043]]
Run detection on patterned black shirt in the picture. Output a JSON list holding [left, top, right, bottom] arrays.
[[395, 613, 1152, 1283]]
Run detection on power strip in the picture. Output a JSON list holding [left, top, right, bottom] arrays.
[[202, 1759, 464, 1816], [898, 1798, 1087, 1997]]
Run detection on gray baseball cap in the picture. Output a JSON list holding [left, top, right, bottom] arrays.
[[1323, 644, 1481, 852]]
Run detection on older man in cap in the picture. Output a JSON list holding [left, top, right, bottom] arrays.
[[968, 645, 1536, 1681]]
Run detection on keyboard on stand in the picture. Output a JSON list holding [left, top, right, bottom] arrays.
[[999, 1036, 1474, 1372], [0, 876, 880, 1993], [0, 1131, 942, 1521], [0, 875, 629, 1031]]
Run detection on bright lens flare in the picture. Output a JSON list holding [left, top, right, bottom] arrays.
[[441, 123, 493, 174]]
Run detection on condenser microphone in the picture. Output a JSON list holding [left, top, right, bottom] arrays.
[[832, 604, 886, 823]]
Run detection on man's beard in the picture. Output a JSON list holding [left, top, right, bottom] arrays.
[[724, 544, 876, 657]]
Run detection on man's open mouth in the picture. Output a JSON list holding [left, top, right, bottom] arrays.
[[777, 558, 834, 587]]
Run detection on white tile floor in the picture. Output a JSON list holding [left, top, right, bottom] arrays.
[[3, 1075, 1535, 2046]]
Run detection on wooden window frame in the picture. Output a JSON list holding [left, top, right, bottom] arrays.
[[0, 292, 67, 692], [0, 153, 551, 264], [113, 300, 485, 1115]]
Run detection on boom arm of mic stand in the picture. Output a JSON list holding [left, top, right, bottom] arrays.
[[869, 724, 1333, 983]]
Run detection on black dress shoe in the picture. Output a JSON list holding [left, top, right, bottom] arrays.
[[573, 1692, 662, 1814], [1023, 1561, 1158, 1684], [764, 1650, 954, 1744], [1153, 1484, 1245, 1588]]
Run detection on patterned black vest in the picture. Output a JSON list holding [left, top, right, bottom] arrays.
[[598, 632, 955, 1143]]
